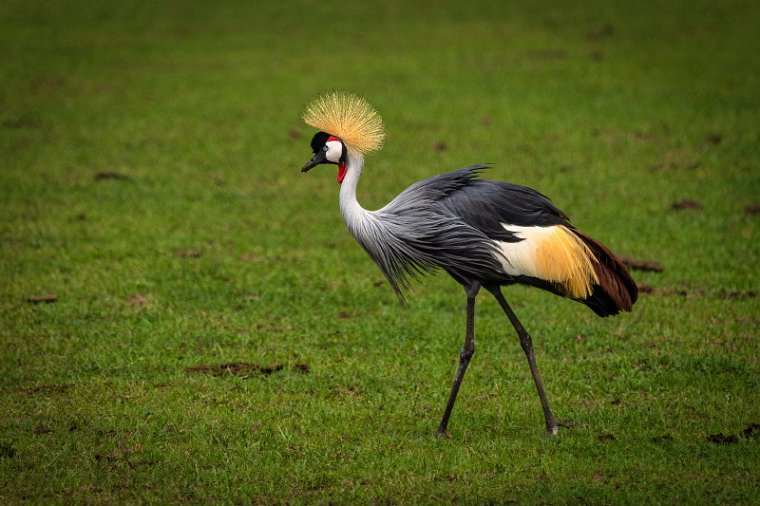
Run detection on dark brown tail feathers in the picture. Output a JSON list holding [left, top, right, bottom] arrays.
[[573, 230, 638, 317]]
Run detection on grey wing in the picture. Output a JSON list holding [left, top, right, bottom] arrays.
[[370, 165, 574, 294], [380, 165, 489, 213], [374, 166, 510, 289], [436, 175, 572, 242], [384, 165, 568, 227]]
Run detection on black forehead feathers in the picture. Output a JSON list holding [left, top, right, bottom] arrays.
[[310, 131, 331, 153]]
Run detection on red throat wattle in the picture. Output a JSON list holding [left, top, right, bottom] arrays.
[[337, 161, 347, 184]]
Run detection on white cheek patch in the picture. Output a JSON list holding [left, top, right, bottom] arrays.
[[325, 141, 343, 163]]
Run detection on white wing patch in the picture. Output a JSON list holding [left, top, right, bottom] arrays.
[[494, 225, 554, 278], [493, 224, 598, 298]]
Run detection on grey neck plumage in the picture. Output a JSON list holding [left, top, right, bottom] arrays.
[[337, 150, 415, 297]]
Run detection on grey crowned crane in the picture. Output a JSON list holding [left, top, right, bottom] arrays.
[[299, 92, 638, 436]]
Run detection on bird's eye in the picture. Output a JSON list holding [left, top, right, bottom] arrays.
[[323, 145, 329, 151]]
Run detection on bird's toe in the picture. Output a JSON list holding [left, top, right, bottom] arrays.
[[435, 429, 451, 439]]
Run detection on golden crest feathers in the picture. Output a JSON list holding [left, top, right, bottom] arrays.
[[303, 92, 385, 154]]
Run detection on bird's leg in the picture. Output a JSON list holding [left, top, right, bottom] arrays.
[[436, 282, 480, 438], [488, 287, 559, 435]]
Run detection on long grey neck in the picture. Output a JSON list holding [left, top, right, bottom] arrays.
[[337, 149, 417, 297], [339, 150, 376, 236]]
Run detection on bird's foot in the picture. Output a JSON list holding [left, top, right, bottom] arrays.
[[546, 420, 579, 435], [435, 428, 451, 439], [546, 417, 560, 436]]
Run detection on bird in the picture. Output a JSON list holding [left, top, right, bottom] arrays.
[[299, 92, 638, 436]]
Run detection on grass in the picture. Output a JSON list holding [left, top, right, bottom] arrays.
[[1, 0, 759, 503]]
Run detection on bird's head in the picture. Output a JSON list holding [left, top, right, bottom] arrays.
[[301, 131, 348, 183], [300, 92, 385, 185]]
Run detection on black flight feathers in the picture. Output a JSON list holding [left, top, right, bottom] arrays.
[[402, 165, 571, 243]]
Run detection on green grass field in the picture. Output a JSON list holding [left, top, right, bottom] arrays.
[[2, 0, 759, 503]]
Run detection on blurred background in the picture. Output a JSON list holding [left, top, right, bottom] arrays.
[[1, 0, 759, 503]]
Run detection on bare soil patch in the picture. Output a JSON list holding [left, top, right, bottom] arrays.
[[670, 199, 703, 211], [26, 294, 58, 304], [620, 257, 663, 272]]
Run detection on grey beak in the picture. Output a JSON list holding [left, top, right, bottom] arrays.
[[301, 150, 327, 173]]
